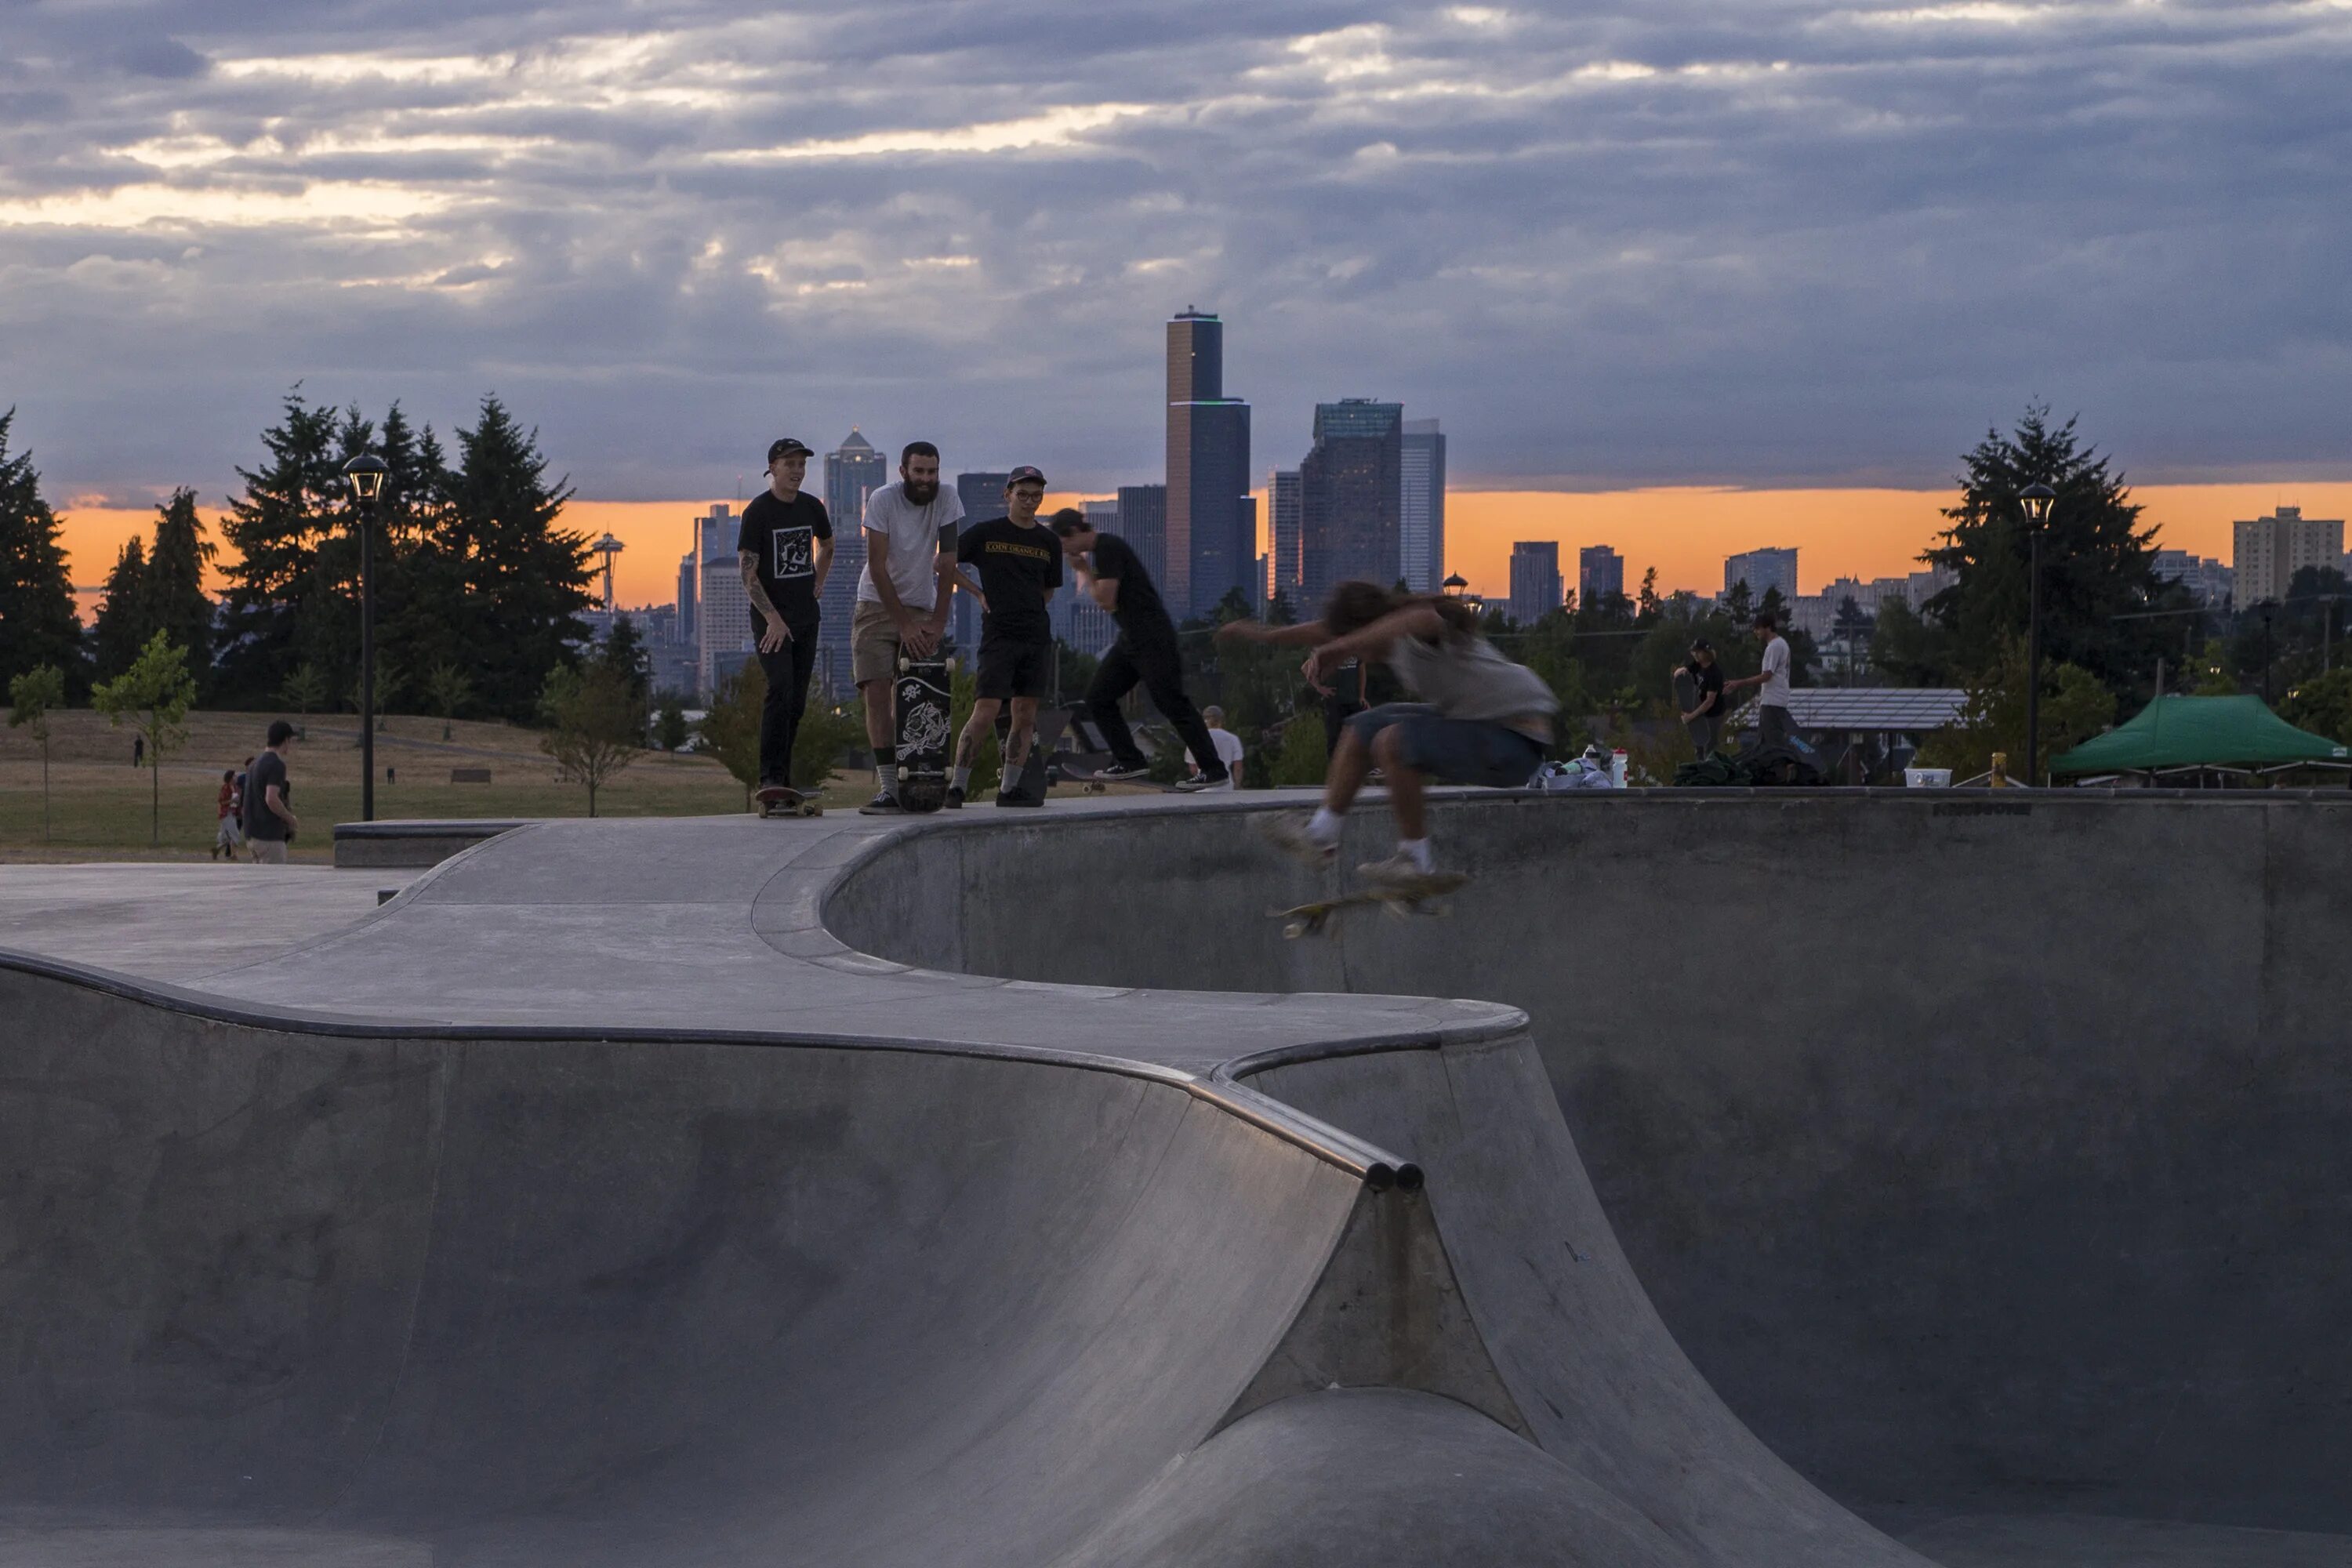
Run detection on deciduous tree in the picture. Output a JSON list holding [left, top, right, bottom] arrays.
[[9, 662, 66, 838], [92, 631, 198, 845], [539, 663, 641, 817]]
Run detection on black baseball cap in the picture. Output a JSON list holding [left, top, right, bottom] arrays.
[[1006, 465, 1046, 487], [767, 437, 814, 463]]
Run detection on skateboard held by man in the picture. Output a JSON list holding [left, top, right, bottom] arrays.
[[894, 652, 954, 813], [754, 785, 823, 818], [1269, 869, 1470, 939]]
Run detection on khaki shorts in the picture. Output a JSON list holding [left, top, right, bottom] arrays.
[[852, 599, 926, 688], [249, 837, 289, 865]]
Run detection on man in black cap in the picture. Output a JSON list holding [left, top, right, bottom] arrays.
[[1048, 509, 1228, 789], [949, 466, 1060, 807], [738, 437, 834, 799]]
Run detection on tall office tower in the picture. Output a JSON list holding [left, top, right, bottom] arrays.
[[676, 536, 699, 652], [1508, 541, 1563, 626], [812, 431, 888, 695], [1267, 468, 1302, 613], [1298, 398, 1403, 611], [1577, 544, 1624, 610], [952, 471, 1011, 650], [2233, 505, 2344, 604], [1085, 498, 1120, 531], [1399, 419, 1446, 592], [697, 503, 748, 697], [1165, 308, 1253, 617], [1723, 546, 1799, 604], [1115, 485, 1167, 584]]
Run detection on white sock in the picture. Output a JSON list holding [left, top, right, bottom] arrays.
[[1306, 808, 1343, 845], [878, 763, 898, 794], [1399, 837, 1433, 873], [952, 766, 971, 789]]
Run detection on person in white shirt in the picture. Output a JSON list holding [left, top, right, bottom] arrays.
[[1189, 706, 1246, 790], [1723, 610, 1795, 746], [852, 441, 965, 813]]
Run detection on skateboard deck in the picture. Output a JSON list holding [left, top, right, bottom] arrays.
[[755, 785, 822, 818], [895, 653, 953, 813], [1270, 871, 1471, 939]]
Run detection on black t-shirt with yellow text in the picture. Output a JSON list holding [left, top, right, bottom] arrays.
[[956, 516, 1062, 641]]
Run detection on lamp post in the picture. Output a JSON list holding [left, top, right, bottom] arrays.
[[2018, 483, 2056, 784], [343, 454, 388, 822]]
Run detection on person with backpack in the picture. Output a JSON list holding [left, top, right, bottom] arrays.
[[1217, 580, 1556, 884]]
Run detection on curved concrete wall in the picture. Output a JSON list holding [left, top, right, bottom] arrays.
[[832, 792, 2352, 1533]]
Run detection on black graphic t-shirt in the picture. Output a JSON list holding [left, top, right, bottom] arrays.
[[1687, 661, 1725, 718], [1087, 532, 1172, 638], [738, 489, 833, 626], [956, 517, 1062, 640]]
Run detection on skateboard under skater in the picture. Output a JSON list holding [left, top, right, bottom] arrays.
[[755, 784, 823, 818], [894, 652, 953, 813], [1270, 870, 1471, 939]]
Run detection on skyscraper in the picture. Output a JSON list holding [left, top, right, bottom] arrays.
[[2233, 505, 2343, 604], [1165, 309, 1253, 618], [1115, 484, 1167, 585], [1577, 545, 1624, 610], [1299, 398, 1403, 611], [1268, 468, 1302, 613], [1400, 419, 1446, 593], [953, 470, 1011, 651], [817, 430, 887, 695], [1724, 546, 1799, 605], [697, 503, 748, 697], [1508, 542, 1563, 626]]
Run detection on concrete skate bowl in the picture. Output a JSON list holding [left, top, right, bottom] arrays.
[[2, 810, 1918, 1568], [830, 790, 2352, 1564]]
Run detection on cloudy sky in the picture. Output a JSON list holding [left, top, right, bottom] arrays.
[[4, 0, 2349, 525]]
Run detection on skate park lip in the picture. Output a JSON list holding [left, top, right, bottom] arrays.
[[6, 786, 2349, 1567]]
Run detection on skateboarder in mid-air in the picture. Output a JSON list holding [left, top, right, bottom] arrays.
[[1048, 510, 1229, 790], [1218, 580, 1557, 885], [949, 467, 1061, 808]]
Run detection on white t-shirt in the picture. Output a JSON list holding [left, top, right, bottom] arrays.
[[1196, 728, 1246, 789], [1759, 636, 1791, 708], [857, 482, 965, 612]]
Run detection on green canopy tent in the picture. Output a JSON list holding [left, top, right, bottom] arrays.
[[2053, 694, 2349, 782]]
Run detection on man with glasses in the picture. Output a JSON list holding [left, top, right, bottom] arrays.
[[949, 467, 1061, 808]]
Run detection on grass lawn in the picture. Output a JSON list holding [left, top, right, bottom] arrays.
[[0, 708, 871, 862]]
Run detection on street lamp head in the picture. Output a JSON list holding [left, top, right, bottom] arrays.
[[1442, 573, 1469, 597], [343, 453, 389, 504], [2018, 482, 2056, 529]]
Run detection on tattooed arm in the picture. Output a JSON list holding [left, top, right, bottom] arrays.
[[740, 550, 788, 653]]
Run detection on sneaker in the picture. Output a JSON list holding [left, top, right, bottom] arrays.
[[944, 786, 965, 810], [1359, 852, 1438, 889], [858, 792, 905, 815], [1171, 773, 1229, 793], [1259, 813, 1338, 866], [995, 789, 1044, 808], [1089, 763, 1152, 782]]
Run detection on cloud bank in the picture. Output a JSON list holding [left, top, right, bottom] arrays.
[[2, 0, 2347, 503]]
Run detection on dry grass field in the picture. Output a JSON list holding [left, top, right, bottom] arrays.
[[0, 708, 868, 861]]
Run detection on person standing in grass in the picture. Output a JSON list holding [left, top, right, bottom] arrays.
[[213, 770, 244, 861], [241, 720, 299, 864]]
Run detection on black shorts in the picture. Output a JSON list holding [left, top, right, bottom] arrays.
[[977, 630, 1053, 701]]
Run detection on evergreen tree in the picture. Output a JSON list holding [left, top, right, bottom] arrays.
[[218, 392, 345, 704], [93, 536, 153, 681], [0, 410, 85, 691], [1922, 405, 2180, 699], [600, 613, 651, 710], [143, 488, 218, 695], [442, 395, 590, 720]]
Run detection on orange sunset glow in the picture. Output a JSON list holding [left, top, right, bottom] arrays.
[[53, 484, 2352, 624]]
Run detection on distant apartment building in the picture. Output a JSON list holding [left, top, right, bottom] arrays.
[[1508, 541, 1563, 626], [1300, 398, 1403, 610], [1399, 419, 1446, 593], [1788, 564, 1960, 641], [696, 504, 749, 697], [1724, 546, 1799, 605], [1577, 545, 1624, 610], [2232, 506, 2343, 605], [1266, 469, 1302, 612], [2154, 549, 2235, 608], [952, 470, 1011, 651], [1166, 309, 1254, 617]]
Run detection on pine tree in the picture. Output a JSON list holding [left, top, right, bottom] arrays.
[[218, 392, 344, 704], [443, 395, 590, 720], [0, 410, 85, 691], [93, 536, 153, 681], [1922, 405, 2179, 699], [143, 488, 218, 695]]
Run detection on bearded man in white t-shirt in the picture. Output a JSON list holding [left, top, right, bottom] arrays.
[[852, 441, 966, 813], [1724, 609, 1795, 746]]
